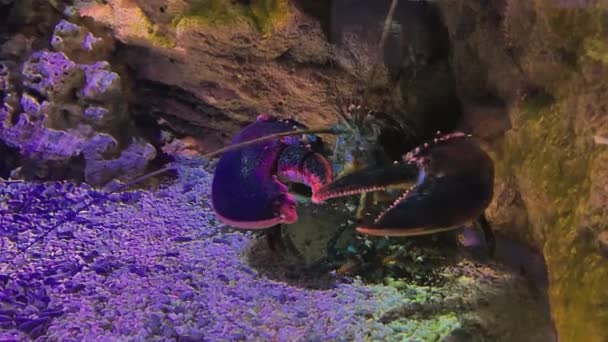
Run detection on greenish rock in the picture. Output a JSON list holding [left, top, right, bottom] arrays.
[[438, 1, 608, 340], [176, 0, 291, 34], [584, 38, 608, 65]]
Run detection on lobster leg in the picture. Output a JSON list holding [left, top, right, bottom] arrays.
[[266, 224, 285, 253], [265, 224, 304, 259], [476, 213, 496, 258]]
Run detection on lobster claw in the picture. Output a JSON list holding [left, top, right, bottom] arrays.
[[211, 115, 333, 230], [315, 132, 494, 237], [311, 161, 420, 203]]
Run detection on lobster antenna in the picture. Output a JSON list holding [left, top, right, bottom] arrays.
[[328, 75, 355, 133], [201, 126, 343, 159], [124, 125, 344, 188], [362, 0, 399, 101], [14, 126, 344, 255]]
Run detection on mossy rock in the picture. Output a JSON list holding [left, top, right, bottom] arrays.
[[175, 0, 291, 35], [584, 38, 608, 65], [482, 3, 608, 338], [492, 70, 608, 341]]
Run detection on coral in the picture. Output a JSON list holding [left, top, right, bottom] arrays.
[[78, 61, 121, 103], [1, 113, 89, 160], [51, 19, 88, 52], [22, 51, 84, 102], [51, 19, 109, 62], [0, 19, 155, 186], [82, 105, 109, 123], [83, 137, 156, 186], [2, 54, 85, 158]]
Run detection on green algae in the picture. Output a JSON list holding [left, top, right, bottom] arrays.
[[539, 1, 607, 63], [382, 313, 460, 342], [175, 0, 290, 34], [148, 28, 176, 48], [123, 5, 176, 48], [246, 0, 290, 34], [488, 13, 608, 327], [584, 38, 608, 64], [364, 282, 462, 342], [495, 81, 608, 341], [180, 0, 244, 27]]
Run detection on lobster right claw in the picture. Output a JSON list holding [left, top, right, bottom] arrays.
[[315, 132, 495, 237]]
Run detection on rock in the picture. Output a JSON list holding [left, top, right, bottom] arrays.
[[597, 231, 608, 258], [436, 1, 608, 340], [79, 61, 121, 103], [75, 0, 355, 142], [460, 100, 512, 140], [51, 19, 112, 62], [2, 1, 604, 341], [0, 19, 157, 186], [22, 51, 84, 102]]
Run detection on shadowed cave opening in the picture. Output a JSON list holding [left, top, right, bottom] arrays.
[[294, 0, 463, 145]]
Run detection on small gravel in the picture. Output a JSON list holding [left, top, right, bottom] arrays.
[[0, 157, 416, 341], [0, 156, 554, 341]]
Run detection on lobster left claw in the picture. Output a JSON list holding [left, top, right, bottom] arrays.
[[211, 115, 333, 230], [313, 132, 494, 238]]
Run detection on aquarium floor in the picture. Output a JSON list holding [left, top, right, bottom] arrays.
[[0, 157, 554, 341]]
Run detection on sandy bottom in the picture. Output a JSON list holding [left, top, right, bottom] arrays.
[[0, 157, 555, 341]]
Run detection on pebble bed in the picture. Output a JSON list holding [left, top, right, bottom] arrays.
[[0, 157, 456, 341]]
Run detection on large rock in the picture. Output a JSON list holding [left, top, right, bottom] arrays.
[[76, 0, 342, 141], [75, 0, 462, 150], [438, 1, 608, 340]]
